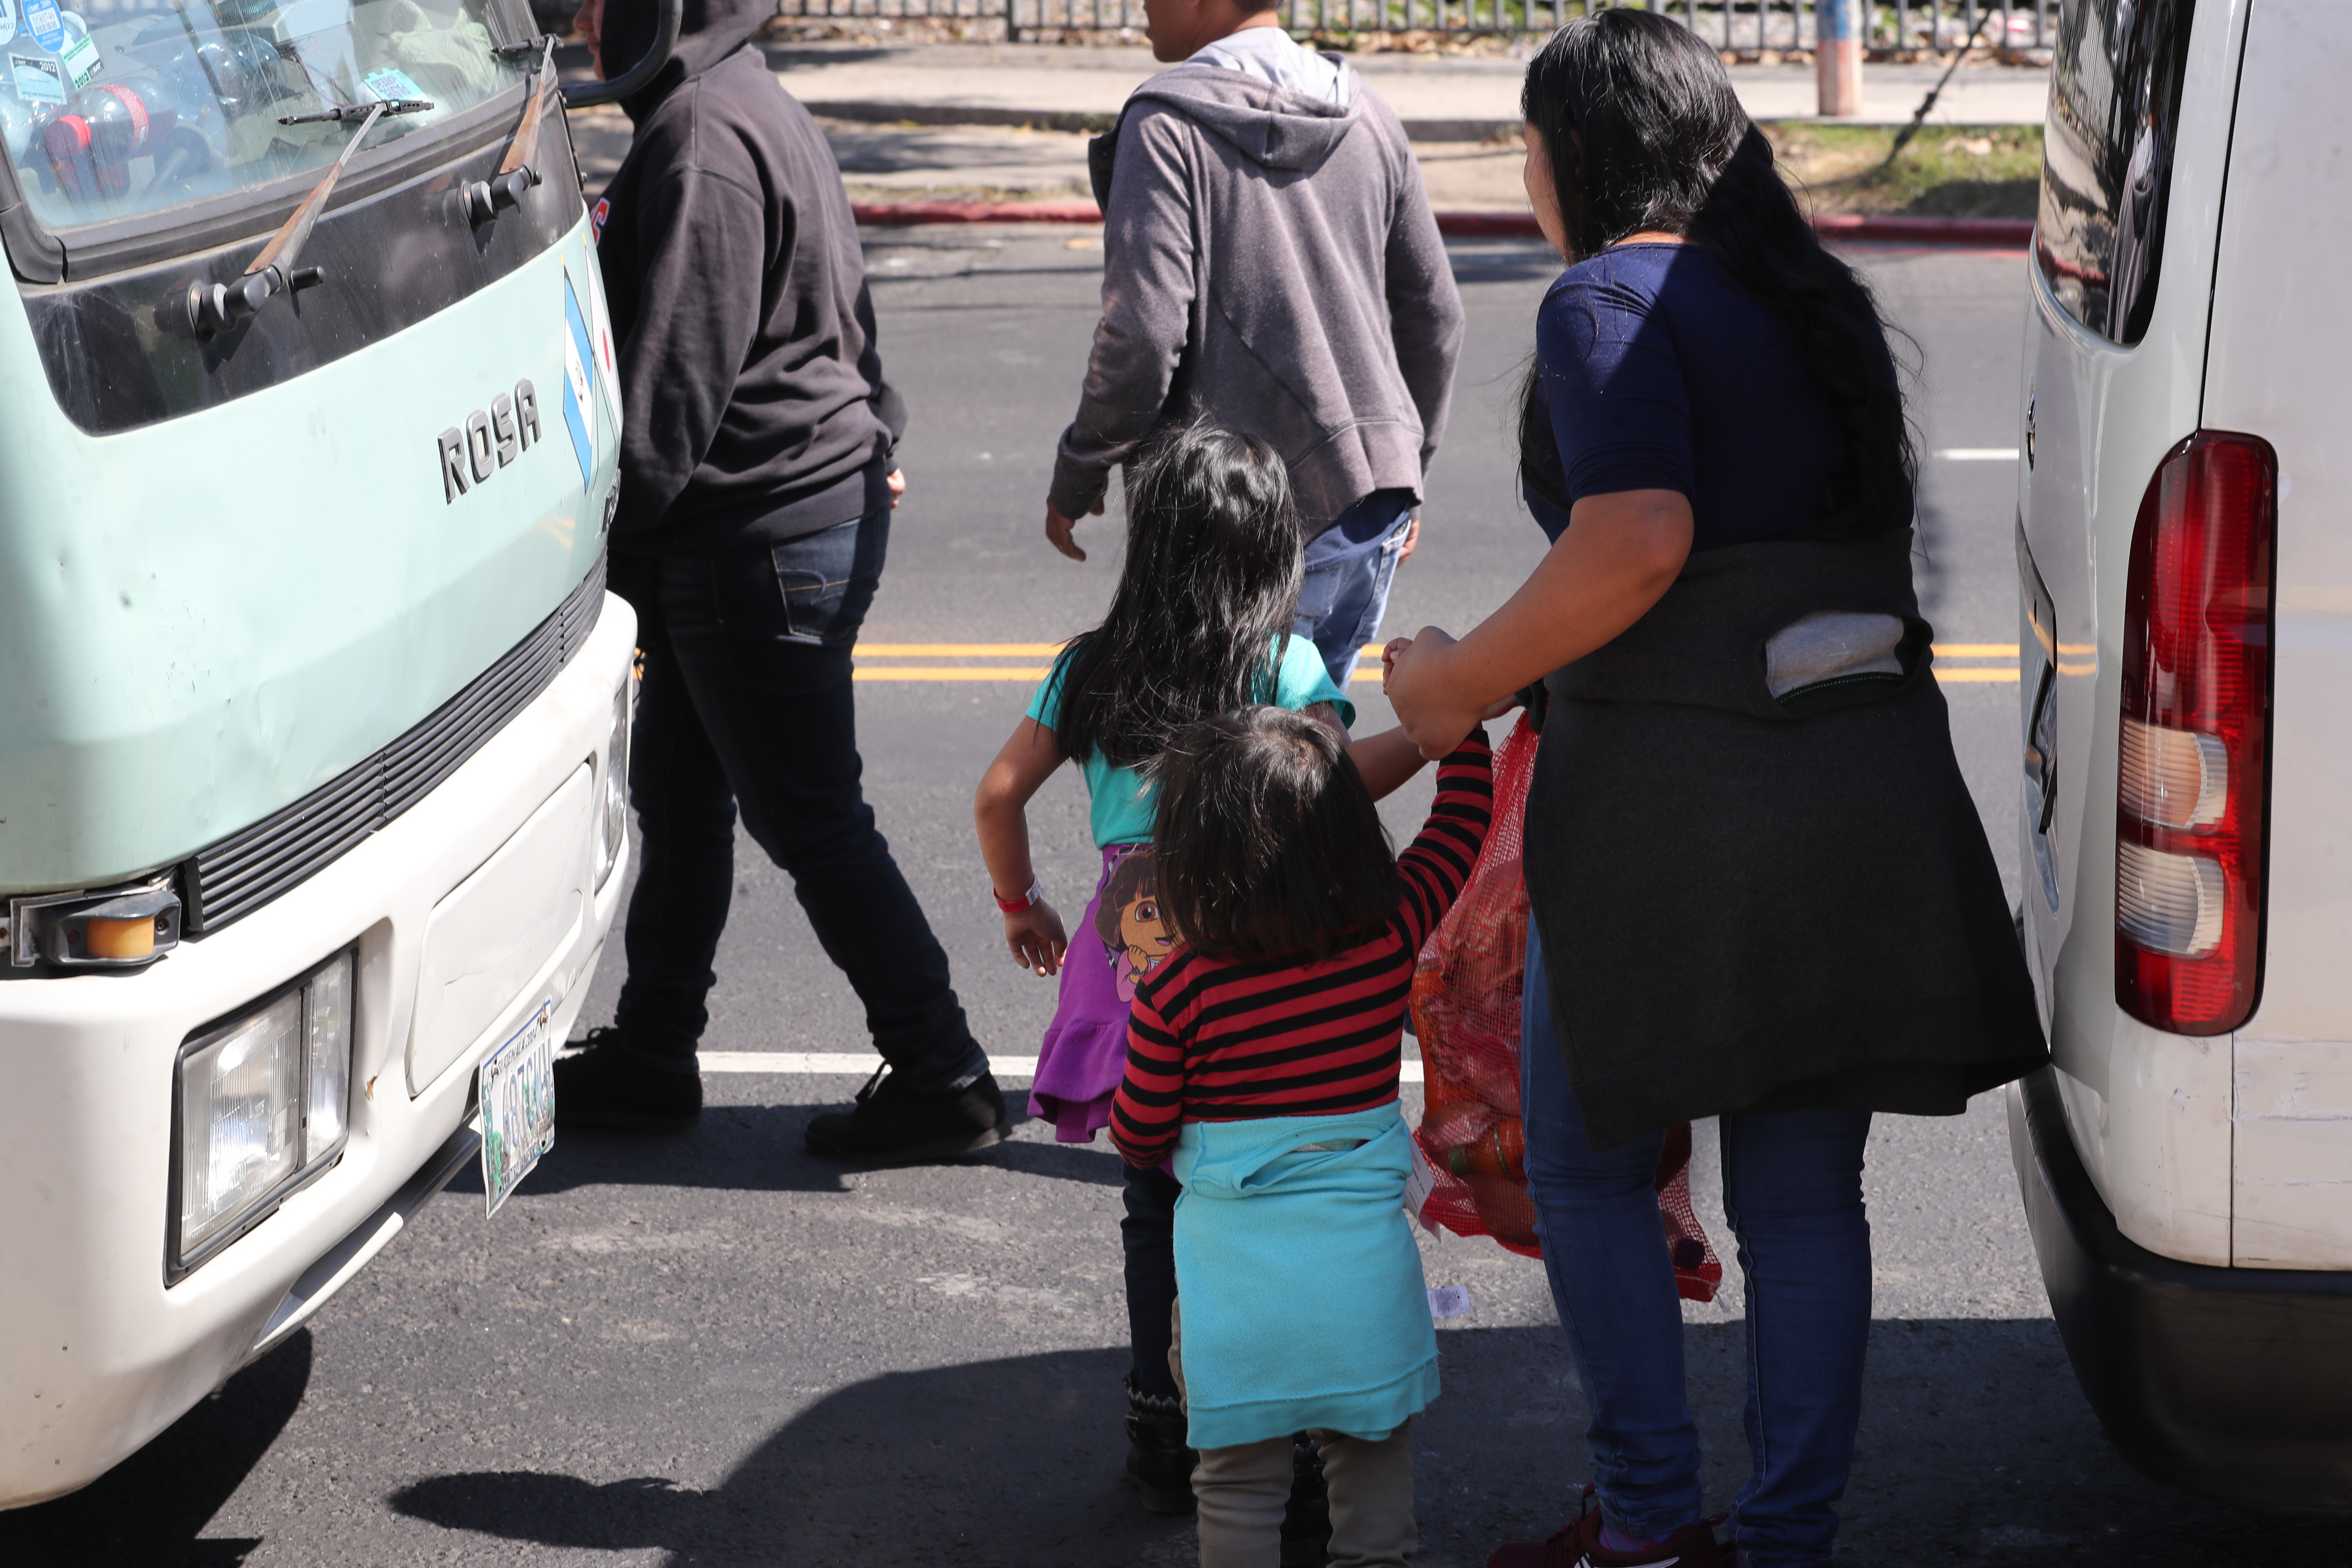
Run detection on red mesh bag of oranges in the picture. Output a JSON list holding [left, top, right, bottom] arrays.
[[1408, 714, 1723, 1303]]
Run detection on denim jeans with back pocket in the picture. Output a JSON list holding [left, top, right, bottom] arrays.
[[610, 510, 989, 1091], [1293, 489, 1418, 695]]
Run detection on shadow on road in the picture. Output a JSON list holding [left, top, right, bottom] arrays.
[[0, 1332, 312, 1568], [758, 44, 902, 70], [449, 1102, 1128, 1199], [392, 1344, 1196, 1566], [386, 1321, 2352, 1568]]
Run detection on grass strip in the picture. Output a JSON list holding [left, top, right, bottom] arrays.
[[1765, 122, 2042, 218]]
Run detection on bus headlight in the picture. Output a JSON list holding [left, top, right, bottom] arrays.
[[173, 950, 356, 1278], [594, 677, 631, 891]]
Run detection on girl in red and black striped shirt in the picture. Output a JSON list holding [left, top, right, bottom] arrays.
[[1112, 719, 1495, 1163], [1111, 706, 1491, 1568]]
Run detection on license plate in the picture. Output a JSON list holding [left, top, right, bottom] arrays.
[[478, 1000, 555, 1217]]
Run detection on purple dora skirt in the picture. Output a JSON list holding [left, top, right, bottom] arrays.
[[1032, 842, 1172, 1142]]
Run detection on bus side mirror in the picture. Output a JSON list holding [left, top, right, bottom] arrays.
[[558, 0, 681, 111]]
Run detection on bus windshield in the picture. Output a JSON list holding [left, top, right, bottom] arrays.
[[0, 0, 527, 233]]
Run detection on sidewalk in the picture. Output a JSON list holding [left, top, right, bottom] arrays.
[[762, 40, 2048, 137], [560, 40, 2043, 235]]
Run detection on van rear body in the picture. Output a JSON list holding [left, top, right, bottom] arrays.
[[2012, 0, 2352, 1510]]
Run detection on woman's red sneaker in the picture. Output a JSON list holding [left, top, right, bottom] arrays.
[[1487, 1488, 1727, 1568]]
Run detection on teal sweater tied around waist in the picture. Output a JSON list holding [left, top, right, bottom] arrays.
[[1172, 1103, 1439, 1450]]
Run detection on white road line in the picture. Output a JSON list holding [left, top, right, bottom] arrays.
[[695, 1051, 1426, 1083], [1937, 447, 2021, 461]]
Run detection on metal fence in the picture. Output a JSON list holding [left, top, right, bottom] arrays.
[[775, 0, 2054, 49]]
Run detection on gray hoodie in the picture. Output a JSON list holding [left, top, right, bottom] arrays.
[[1050, 60, 1465, 534]]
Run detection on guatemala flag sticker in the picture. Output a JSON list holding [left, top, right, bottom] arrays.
[[560, 266, 597, 491]]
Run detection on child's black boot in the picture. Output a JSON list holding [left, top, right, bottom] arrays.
[[1124, 1376, 1196, 1513], [1281, 1433, 1332, 1566]]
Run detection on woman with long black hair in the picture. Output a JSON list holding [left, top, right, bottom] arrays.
[[1383, 12, 2046, 1567]]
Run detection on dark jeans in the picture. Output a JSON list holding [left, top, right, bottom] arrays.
[[1520, 928, 1872, 1568], [1293, 489, 1418, 694], [609, 513, 988, 1093], [1123, 1161, 1183, 1401]]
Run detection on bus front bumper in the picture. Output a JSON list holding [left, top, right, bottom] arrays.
[[0, 594, 634, 1510], [2010, 1065, 2352, 1512]]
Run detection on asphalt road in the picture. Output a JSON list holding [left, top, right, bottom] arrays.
[[7, 233, 2347, 1568]]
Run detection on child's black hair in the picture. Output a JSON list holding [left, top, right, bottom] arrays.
[[1093, 850, 1158, 949], [1050, 418, 1306, 770], [1150, 706, 1398, 965]]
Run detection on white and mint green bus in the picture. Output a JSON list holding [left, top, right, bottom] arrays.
[[0, 0, 671, 1506]]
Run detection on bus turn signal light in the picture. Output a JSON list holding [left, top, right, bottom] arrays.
[[44, 886, 182, 970], [85, 916, 156, 961]]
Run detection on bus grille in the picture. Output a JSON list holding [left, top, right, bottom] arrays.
[[181, 555, 609, 935]]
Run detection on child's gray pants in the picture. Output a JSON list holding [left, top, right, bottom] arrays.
[[1172, 1299, 1419, 1567]]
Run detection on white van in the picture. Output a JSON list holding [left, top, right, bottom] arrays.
[[2011, 0, 2352, 1510]]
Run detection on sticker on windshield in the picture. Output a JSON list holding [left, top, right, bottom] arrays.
[[22, 0, 60, 52], [9, 50, 60, 101], [58, 26, 95, 87], [364, 65, 423, 102], [560, 267, 597, 491], [0, 0, 19, 49]]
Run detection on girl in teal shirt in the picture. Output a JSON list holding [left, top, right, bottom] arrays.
[[974, 420, 1425, 1519]]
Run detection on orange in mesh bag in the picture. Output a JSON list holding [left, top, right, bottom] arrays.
[[1407, 715, 1723, 1303]]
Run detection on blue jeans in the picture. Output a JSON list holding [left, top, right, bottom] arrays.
[[1519, 928, 1872, 1567], [1293, 489, 1417, 695], [608, 513, 989, 1092]]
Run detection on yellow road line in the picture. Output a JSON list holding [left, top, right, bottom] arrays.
[[857, 643, 1067, 657], [855, 640, 2026, 658], [854, 667, 1054, 681], [1353, 665, 2022, 684], [848, 643, 2022, 687]]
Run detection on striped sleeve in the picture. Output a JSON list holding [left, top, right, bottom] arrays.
[[1110, 971, 1189, 1167], [1395, 727, 1495, 950]]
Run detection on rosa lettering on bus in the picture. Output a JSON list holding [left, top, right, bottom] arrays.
[[437, 378, 542, 502]]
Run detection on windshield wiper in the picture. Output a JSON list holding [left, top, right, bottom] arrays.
[[279, 97, 433, 124], [184, 95, 432, 336], [464, 36, 556, 228]]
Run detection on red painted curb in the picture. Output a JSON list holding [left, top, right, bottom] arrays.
[[1430, 211, 2035, 245], [1431, 211, 1541, 238], [853, 199, 1104, 224], [1809, 212, 2034, 246], [851, 199, 2034, 248]]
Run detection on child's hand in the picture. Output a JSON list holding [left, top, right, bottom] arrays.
[[1004, 901, 1068, 977], [1385, 628, 1483, 759]]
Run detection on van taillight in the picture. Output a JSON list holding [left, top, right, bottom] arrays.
[[2114, 432, 2275, 1035]]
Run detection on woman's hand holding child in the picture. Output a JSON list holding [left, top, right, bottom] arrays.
[[1383, 628, 1486, 760]]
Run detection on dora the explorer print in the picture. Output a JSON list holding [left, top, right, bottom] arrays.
[[1095, 846, 1173, 1002]]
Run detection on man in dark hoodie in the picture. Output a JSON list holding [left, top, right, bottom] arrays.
[[554, 0, 1008, 1162], [1044, 0, 1465, 692]]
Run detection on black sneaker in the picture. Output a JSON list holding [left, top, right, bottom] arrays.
[[802, 1066, 1009, 1162], [1282, 1434, 1331, 1566], [551, 1026, 701, 1133], [1124, 1375, 1196, 1515]]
